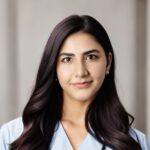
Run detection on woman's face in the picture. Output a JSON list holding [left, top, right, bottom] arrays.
[[56, 32, 111, 103]]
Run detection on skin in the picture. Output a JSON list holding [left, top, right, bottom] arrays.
[[56, 32, 112, 150]]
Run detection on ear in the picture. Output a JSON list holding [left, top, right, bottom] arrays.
[[106, 52, 112, 75]]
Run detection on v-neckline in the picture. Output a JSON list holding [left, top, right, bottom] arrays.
[[59, 121, 89, 150]]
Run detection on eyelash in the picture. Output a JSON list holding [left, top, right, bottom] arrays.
[[60, 54, 99, 63], [61, 57, 72, 63], [85, 54, 98, 60]]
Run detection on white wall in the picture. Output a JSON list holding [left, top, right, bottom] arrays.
[[0, 0, 149, 137], [0, 0, 18, 124], [147, 0, 150, 139]]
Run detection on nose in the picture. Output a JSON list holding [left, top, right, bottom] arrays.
[[75, 60, 89, 78]]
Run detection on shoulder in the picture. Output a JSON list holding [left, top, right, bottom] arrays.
[[0, 117, 23, 149], [129, 128, 150, 149]]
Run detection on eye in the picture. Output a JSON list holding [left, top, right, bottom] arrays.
[[61, 57, 72, 63], [86, 54, 98, 60]]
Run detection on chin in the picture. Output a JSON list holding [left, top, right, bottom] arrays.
[[73, 95, 95, 103]]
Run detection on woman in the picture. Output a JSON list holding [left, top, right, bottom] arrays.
[[0, 15, 150, 150]]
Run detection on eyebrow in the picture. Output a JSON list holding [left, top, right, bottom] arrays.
[[58, 49, 100, 57]]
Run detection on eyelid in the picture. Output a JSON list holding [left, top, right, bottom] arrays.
[[60, 56, 72, 63], [85, 54, 99, 59], [59, 53, 99, 63]]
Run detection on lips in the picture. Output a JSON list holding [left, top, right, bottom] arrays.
[[71, 81, 93, 88]]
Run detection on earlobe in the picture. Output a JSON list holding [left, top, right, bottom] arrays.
[[106, 70, 110, 75], [106, 52, 112, 74]]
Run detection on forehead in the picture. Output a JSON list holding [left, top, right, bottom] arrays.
[[59, 32, 104, 54]]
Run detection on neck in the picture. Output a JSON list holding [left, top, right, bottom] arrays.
[[61, 97, 91, 125]]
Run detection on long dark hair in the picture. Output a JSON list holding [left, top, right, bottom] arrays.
[[10, 15, 141, 150]]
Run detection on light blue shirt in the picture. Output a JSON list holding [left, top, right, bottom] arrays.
[[0, 117, 150, 150]]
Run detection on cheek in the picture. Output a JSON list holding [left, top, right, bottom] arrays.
[[92, 64, 107, 84], [56, 66, 72, 85]]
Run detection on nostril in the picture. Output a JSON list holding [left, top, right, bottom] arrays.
[[75, 61, 89, 77], [75, 68, 89, 78]]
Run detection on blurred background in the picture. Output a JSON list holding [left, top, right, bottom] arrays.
[[0, 0, 150, 138]]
